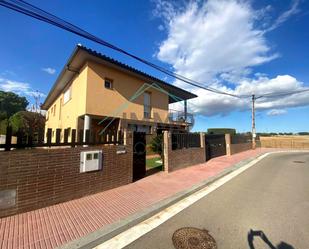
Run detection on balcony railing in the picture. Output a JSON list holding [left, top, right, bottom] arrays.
[[168, 109, 194, 124]]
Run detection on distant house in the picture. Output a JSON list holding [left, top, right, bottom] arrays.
[[41, 45, 197, 140]]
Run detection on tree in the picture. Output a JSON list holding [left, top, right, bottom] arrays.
[[0, 119, 8, 134], [298, 132, 309, 135], [9, 111, 45, 134], [150, 134, 163, 158], [0, 91, 28, 120]]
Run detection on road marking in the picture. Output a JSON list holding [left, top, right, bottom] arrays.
[[93, 153, 270, 249]]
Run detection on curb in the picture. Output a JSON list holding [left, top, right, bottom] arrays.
[[58, 150, 306, 249]]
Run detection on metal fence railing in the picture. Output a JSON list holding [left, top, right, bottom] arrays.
[[171, 133, 200, 150], [0, 126, 124, 151], [168, 109, 194, 124], [231, 135, 252, 144]]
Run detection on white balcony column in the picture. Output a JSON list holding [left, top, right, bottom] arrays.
[[184, 100, 187, 122], [83, 114, 91, 143]]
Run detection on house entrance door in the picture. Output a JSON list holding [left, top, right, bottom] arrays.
[[133, 132, 146, 181]]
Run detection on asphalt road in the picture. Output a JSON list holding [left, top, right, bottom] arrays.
[[124, 152, 309, 249]]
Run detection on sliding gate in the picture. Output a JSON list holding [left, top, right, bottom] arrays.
[[205, 134, 226, 161]]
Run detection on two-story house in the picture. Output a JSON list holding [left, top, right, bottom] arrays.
[[41, 45, 197, 140]]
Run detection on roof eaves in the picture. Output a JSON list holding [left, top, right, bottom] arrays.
[[42, 45, 198, 109], [77, 45, 198, 99]]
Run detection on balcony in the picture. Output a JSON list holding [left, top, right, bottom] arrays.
[[168, 109, 194, 124]]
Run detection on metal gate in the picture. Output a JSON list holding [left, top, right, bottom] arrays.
[[205, 134, 226, 161], [133, 132, 146, 181]]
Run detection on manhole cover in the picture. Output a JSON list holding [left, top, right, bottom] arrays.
[[172, 227, 217, 249], [293, 161, 305, 164]]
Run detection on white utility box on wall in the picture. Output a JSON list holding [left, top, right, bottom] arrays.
[[80, 150, 103, 173]]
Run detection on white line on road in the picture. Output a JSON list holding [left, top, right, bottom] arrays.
[[93, 153, 271, 249]]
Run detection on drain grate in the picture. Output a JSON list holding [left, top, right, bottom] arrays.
[[172, 227, 217, 249], [293, 161, 305, 164]]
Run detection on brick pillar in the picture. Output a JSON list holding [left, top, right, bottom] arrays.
[[225, 133, 231, 156], [163, 131, 171, 173], [200, 132, 206, 161], [124, 129, 133, 182], [200, 132, 205, 148], [123, 128, 127, 145], [124, 129, 133, 146], [83, 115, 91, 143]]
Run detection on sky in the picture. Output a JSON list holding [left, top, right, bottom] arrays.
[[0, 0, 309, 133]]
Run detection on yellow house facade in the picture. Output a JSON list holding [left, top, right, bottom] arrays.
[[42, 45, 196, 140]]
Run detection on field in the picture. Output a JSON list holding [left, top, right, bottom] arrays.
[[260, 135, 309, 149]]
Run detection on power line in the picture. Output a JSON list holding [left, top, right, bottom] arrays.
[[1, 0, 309, 101], [0, 0, 245, 99], [256, 88, 309, 99]]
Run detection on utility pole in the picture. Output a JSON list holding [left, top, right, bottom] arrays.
[[251, 94, 256, 149]]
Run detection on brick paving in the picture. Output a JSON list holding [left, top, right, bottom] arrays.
[[0, 148, 273, 249]]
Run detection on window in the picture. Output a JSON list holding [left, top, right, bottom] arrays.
[[59, 98, 62, 120], [86, 154, 92, 160], [144, 92, 151, 118], [53, 104, 56, 116], [63, 87, 71, 104], [104, 78, 113, 89]]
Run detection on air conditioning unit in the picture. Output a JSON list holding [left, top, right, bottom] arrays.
[[80, 150, 103, 173]]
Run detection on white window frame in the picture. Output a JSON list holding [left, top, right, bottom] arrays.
[[63, 87, 71, 104], [144, 92, 151, 119]]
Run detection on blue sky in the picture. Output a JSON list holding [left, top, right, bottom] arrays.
[[0, 0, 308, 133]]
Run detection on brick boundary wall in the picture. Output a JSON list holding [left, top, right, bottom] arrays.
[[225, 134, 253, 155], [0, 133, 133, 218], [163, 131, 205, 172], [230, 143, 252, 155]]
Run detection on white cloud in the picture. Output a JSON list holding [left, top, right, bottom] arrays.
[[0, 78, 46, 98], [179, 74, 309, 116], [155, 0, 278, 84], [0, 79, 30, 93], [158, 24, 164, 31], [153, 0, 308, 116], [1, 70, 17, 77], [152, 0, 179, 24], [264, 0, 300, 32], [42, 67, 56, 75], [267, 109, 287, 116]]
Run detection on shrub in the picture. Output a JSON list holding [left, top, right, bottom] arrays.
[[150, 134, 163, 158]]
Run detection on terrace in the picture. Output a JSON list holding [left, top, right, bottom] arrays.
[[168, 109, 194, 125]]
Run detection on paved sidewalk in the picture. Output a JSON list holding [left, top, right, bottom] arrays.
[[0, 148, 272, 249]]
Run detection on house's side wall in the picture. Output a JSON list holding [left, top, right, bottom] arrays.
[[86, 61, 169, 124], [0, 135, 133, 218], [45, 64, 88, 133]]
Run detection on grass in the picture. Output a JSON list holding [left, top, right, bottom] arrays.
[[146, 156, 163, 170]]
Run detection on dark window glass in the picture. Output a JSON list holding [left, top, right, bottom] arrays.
[[105, 79, 113, 89], [93, 153, 99, 159], [86, 154, 92, 160]]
